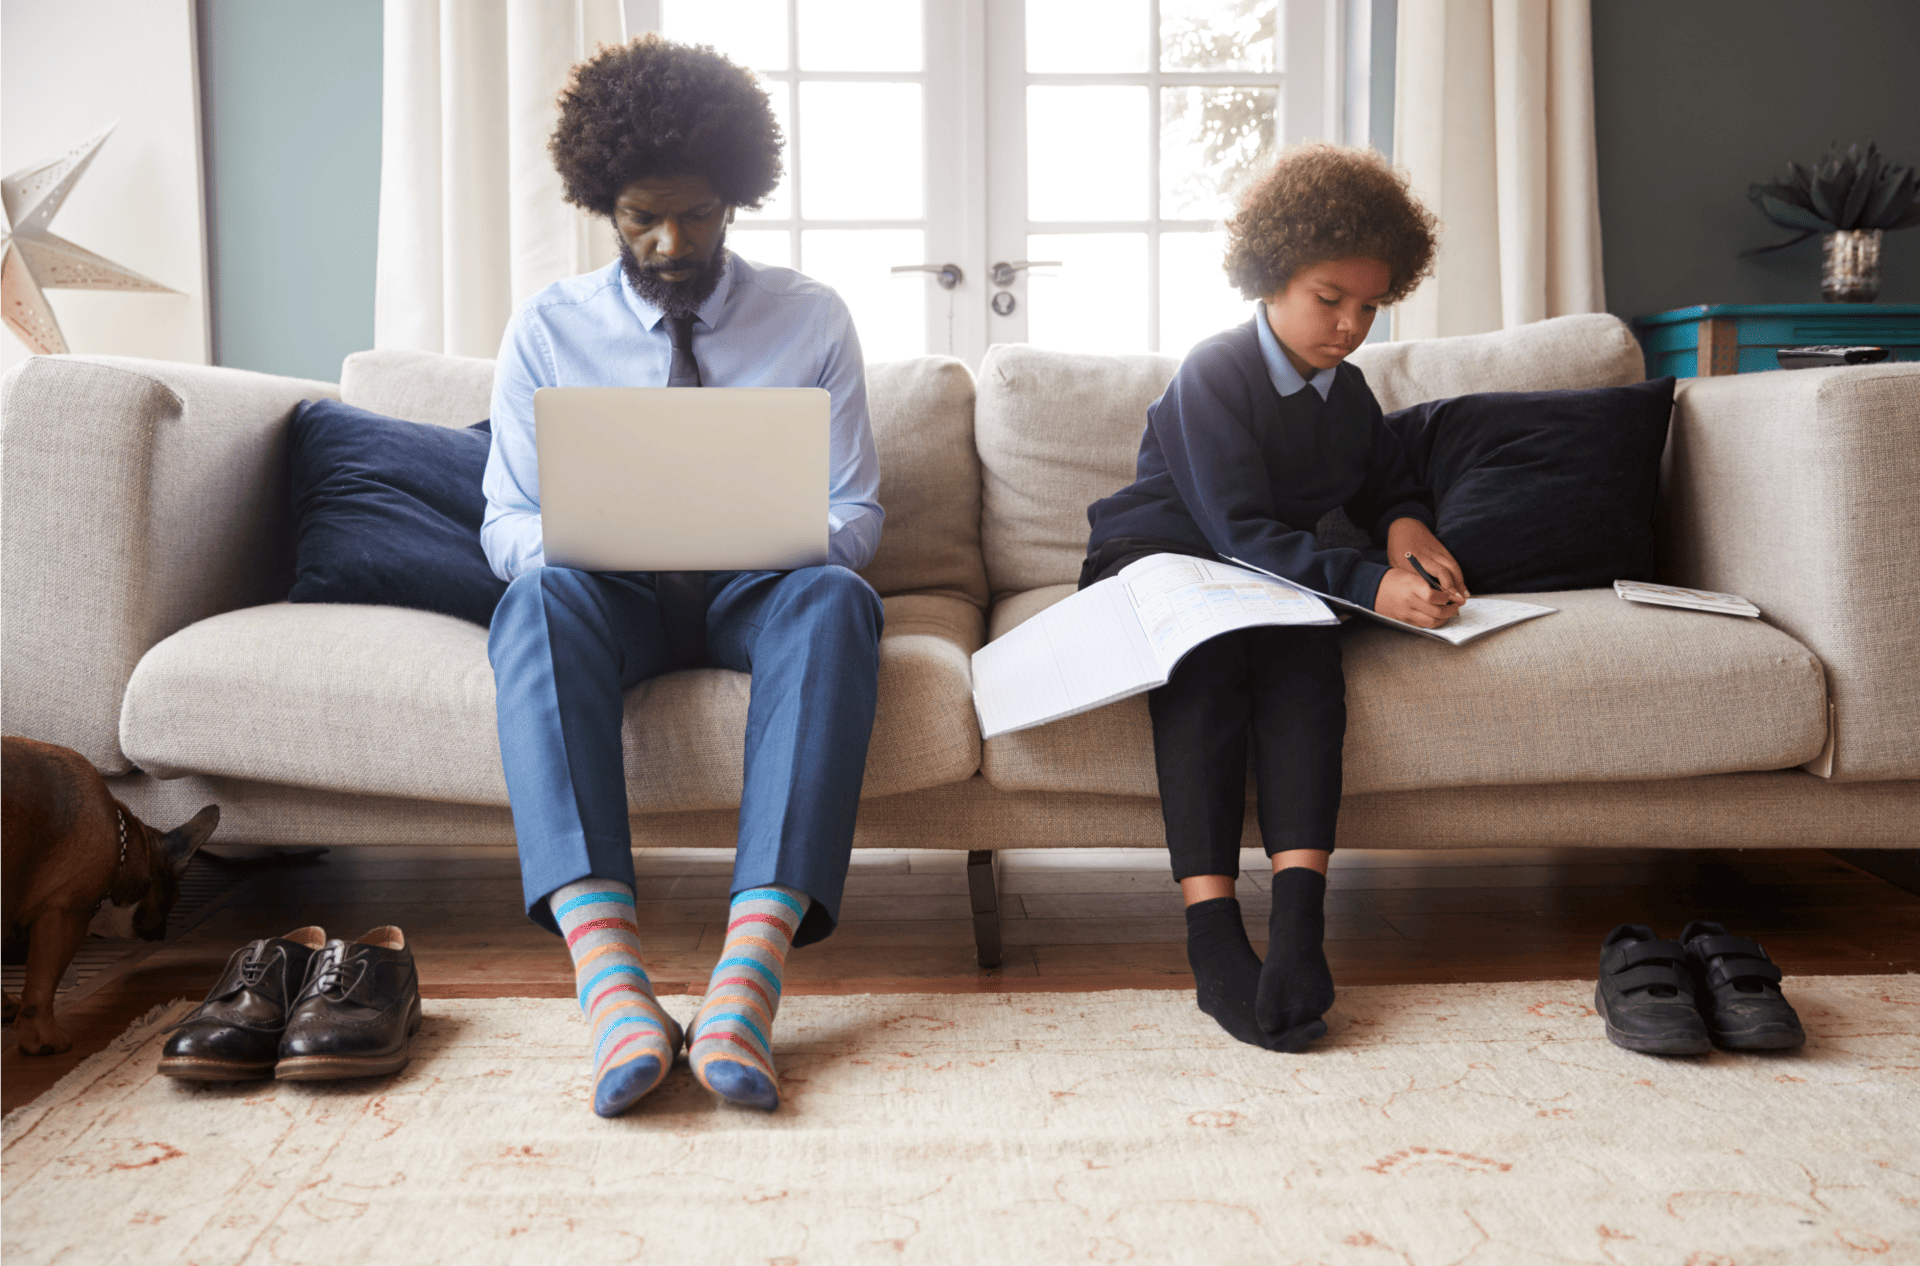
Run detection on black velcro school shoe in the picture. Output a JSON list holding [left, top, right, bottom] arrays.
[[274, 926, 423, 1081], [1681, 921, 1806, 1051], [159, 927, 328, 1080], [1594, 924, 1711, 1056]]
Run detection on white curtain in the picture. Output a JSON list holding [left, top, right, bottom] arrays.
[[376, 0, 628, 358], [1391, 0, 1605, 340]]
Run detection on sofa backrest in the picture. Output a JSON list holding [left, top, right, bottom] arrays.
[[337, 348, 988, 607], [974, 312, 1649, 599]]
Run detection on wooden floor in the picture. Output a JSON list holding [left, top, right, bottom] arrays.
[[6, 844, 1917, 1113]]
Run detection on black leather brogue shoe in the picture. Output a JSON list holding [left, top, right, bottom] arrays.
[[274, 926, 422, 1080], [159, 926, 328, 1080]]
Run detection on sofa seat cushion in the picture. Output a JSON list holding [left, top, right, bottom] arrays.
[[121, 593, 983, 811], [980, 587, 1829, 797]]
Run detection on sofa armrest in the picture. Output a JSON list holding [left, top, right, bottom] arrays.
[[1, 355, 338, 774], [1658, 362, 1920, 781]]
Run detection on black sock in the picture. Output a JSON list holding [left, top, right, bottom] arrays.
[[1257, 867, 1335, 1051], [1184, 898, 1279, 1050]]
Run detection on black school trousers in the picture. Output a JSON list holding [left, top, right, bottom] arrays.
[[1082, 537, 1346, 880], [1149, 624, 1346, 879]]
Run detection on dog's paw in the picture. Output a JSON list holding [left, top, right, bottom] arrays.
[[13, 1011, 73, 1056]]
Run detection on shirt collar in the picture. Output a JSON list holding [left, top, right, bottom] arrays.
[[622, 249, 739, 333], [1254, 302, 1337, 401]]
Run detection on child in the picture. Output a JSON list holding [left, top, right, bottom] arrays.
[[1080, 144, 1456, 1052]]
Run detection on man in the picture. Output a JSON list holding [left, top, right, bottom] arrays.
[[482, 35, 884, 1118]]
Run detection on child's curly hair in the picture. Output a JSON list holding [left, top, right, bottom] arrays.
[[1222, 143, 1438, 304], [549, 35, 783, 215]]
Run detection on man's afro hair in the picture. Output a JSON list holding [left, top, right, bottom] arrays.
[[1222, 143, 1438, 304], [550, 34, 784, 214]]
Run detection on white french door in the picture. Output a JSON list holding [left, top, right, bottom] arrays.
[[652, 0, 1354, 366]]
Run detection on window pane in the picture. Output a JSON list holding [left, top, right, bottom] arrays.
[[1161, 86, 1277, 220], [801, 229, 926, 364], [736, 81, 792, 222], [1027, 0, 1146, 72], [798, 83, 923, 220], [660, 0, 787, 71], [1160, 0, 1277, 72], [1028, 87, 1147, 222], [799, 0, 921, 71], [728, 229, 793, 270], [1026, 233, 1148, 353], [1160, 231, 1248, 357]]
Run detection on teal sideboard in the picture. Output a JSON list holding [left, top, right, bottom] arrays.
[[1633, 304, 1920, 377]]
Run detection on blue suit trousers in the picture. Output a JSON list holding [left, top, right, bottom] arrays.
[[488, 564, 883, 947]]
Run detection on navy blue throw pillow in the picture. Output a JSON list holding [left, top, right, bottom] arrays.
[[1383, 378, 1676, 593], [287, 399, 507, 626]]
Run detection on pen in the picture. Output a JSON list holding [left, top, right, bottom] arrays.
[[1405, 553, 1450, 596]]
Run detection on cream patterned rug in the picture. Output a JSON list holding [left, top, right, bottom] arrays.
[[5, 979, 1917, 1265]]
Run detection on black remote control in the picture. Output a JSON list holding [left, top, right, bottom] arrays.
[[1776, 345, 1890, 369]]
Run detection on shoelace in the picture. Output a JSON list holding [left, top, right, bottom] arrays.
[[162, 942, 281, 1033], [302, 949, 366, 1003]]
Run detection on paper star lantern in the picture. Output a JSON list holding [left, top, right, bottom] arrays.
[[2, 122, 177, 356]]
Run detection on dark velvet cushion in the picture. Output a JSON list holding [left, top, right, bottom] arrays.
[[287, 399, 506, 627], [1382, 378, 1676, 593]]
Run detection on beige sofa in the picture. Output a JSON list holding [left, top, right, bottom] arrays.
[[4, 313, 1916, 965]]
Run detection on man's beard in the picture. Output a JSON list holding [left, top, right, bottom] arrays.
[[618, 225, 728, 317]]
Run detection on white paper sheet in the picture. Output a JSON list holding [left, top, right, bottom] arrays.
[[1226, 558, 1556, 645], [970, 580, 1161, 739], [970, 554, 1337, 739]]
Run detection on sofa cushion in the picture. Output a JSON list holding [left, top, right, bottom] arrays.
[[979, 587, 1829, 797], [339, 348, 988, 605], [287, 401, 506, 627], [1345, 312, 1646, 413], [340, 348, 494, 429], [856, 357, 988, 607], [975, 314, 1649, 600], [1384, 378, 1677, 593], [121, 593, 983, 810], [975, 345, 1180, 599]]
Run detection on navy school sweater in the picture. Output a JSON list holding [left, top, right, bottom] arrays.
[[1085, 316, 1434, 609]]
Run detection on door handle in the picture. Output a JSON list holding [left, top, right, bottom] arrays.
[[890, 262, 964, 290], [990, 260, 1062, 286]]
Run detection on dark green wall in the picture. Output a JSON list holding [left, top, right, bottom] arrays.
[[199, 0, 382, 382], [1592, 0, 1920, 321]]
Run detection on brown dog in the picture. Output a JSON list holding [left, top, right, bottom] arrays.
[[2, 736, 220, 1055]]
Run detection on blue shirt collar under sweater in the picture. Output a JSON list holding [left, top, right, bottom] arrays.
[[1254, 302, 1337, 402]]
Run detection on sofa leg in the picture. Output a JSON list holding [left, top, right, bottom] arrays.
[[966, 849, 1002, 969]]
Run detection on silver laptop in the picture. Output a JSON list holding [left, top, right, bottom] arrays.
[[534, 386, 830, 572]]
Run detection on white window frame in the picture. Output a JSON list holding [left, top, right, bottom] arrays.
[[628, 0, 1362, 366]]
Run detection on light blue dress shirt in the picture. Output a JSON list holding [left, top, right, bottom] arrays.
[[1253, 301, 1337, 402], [482, 252, 885, 582]]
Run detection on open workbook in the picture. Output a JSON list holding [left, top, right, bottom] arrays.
[[970, 552, 1555, 739]]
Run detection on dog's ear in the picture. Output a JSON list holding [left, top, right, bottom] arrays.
[[160, 804, 221, 877]]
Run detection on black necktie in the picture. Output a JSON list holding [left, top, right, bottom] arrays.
[[666, 314, 702, 388], [659, 315, 707, 662]]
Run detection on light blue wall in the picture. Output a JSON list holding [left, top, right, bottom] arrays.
[[1591, 0, 1920, 321], [199, 0, 382, 382]]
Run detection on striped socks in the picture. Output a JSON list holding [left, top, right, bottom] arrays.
[[689, 885, 810, 1110], [549, 878, 683, 1118]]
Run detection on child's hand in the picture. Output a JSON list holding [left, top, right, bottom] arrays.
[[1386, 518, 1469, 606], [1375, 568, 1459, 626]]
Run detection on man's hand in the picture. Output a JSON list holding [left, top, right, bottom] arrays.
[[1385, 517, 1468, 605]]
